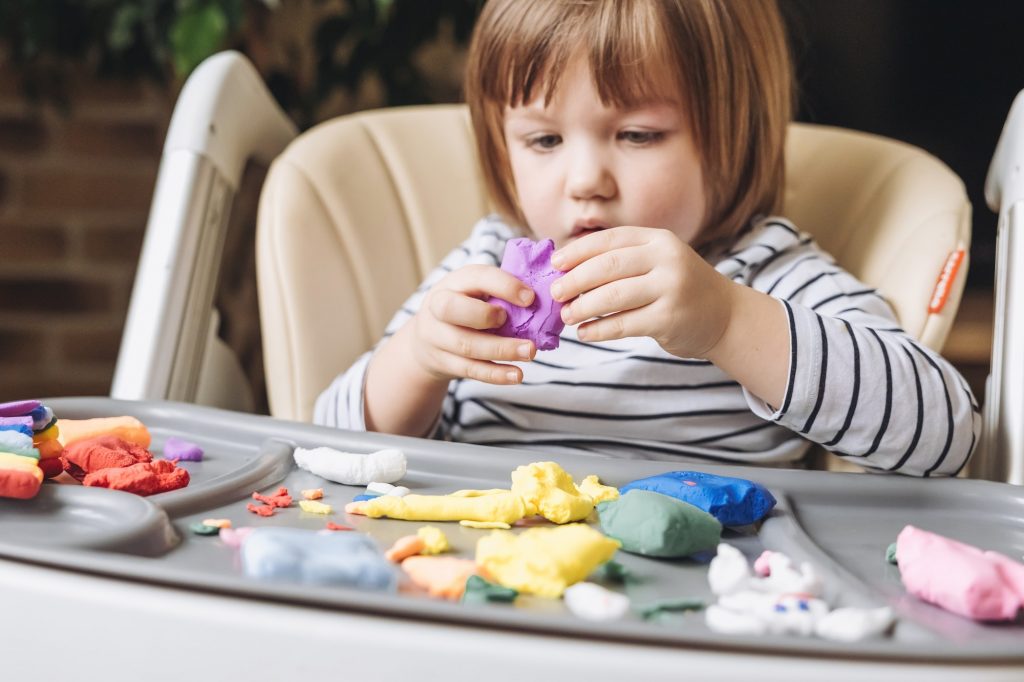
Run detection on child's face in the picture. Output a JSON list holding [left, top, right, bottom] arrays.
[[503, 55, 706, 249]]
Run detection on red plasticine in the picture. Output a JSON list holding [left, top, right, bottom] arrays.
[[38, 457, 64, 479], [62, 435, 152, 481], [0, 469, 42, 499], [82, 459, 189, 496], [325, 522, 355, 531], [252, 486, 292, 508], [246, 503, 276, 517]]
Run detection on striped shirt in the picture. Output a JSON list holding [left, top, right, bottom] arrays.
[[315, 215, 980, 476]]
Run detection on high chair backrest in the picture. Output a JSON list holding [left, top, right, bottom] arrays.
[[257, 104, 971, 422]]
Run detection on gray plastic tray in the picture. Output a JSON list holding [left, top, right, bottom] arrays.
[[2, 397, 1022, 663]]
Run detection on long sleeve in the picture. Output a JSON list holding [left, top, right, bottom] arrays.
[[733, 218, 980, 476], [312, 216, 516, 431]]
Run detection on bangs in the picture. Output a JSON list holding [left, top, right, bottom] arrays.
[[480, 0, 684, 110]]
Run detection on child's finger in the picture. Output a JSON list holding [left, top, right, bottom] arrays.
[[431, 349, 525, 385], [446, 264, 535, 306], [561, 276, 654, 325], [550, 244, 651, 303], [576, 307, 649, 344], [435, 325, 536, 363], [550, 226, 649, 272], [428, 289, 507, 329]]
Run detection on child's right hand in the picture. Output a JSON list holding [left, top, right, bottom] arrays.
[[408, 264, 537, 385]]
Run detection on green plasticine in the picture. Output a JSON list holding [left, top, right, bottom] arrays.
[[597, 489, 721, 558], [462, 575, 518, 604], [886, 542, 898, 565], [638, 598, 706, 620], [189, 522, 220, 536], [601, 560, 632, 583]]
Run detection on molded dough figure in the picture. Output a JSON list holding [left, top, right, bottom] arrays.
[[706, 544, 892, 641]]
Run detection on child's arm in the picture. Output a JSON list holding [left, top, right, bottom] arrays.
[[314, 217, 536, 438], [363, 264, 536, 437], [550, 222, 979, 476], [739, 238, 980, 477], [550, 226, 791, 406]]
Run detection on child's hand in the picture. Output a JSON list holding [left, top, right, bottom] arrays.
[[549, 226, 734, 359], [409, 265, 537, 384]]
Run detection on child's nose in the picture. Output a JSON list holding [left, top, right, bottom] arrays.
[[565, 147, 615, 200]]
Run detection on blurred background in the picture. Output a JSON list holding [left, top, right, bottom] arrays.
[[0, 0, 1020, 410]]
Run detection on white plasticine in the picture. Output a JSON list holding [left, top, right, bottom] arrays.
[[293, 447, 406, 485], [705, 543, 892, 642], [759, 552, 823, 597], [563, 582, 630, 622], [708, 543, 752, 596], [366, 482, 411, 497], [814, 607, 895, 642], [705, 604, 767, 636]]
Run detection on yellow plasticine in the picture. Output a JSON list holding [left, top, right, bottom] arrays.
[[460, 520, 511, 530], [346, 462, 609, 528], [448, 489, 511, 498], [32, 423, 60, 442], [299, 500, 333, 514], [578, 475, 619, 504], [201, 518, 232, 529], [510, 462, 594, 524], [350, 491, 529, 525], [416, 526, 450, 554], [301, 488, 324, 500], [476, 524, 620, 598], [0, 452, 43, 474], [57, 416, 151, 448]]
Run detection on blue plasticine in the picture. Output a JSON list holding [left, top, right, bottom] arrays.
[[619, 471, 776, 527], [240, 527, 397, 591], [353, 494, 380, 502], [29, 405, 54, 431], [0, 423, 33, 437]]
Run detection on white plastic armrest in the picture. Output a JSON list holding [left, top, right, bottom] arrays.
[[112, 51, 298, 406], [982, 89, 1024, 484]]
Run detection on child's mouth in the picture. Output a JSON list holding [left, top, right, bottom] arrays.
[[570, 224, 608, 238]]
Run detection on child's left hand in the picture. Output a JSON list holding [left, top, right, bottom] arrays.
[[549, 226, 735, 359]]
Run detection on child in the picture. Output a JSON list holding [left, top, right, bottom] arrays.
[[315, 0, 979, 477]]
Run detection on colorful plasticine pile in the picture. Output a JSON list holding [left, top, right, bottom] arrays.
[[0, 400, 60, 499], [0, 402, 192, 499]]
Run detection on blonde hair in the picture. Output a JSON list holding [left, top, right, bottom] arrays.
[[465, 0, 793, 249]]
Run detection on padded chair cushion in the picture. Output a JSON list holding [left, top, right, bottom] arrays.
[[257, 105, 970, 423]]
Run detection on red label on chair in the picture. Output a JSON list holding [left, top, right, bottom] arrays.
[[928, 249, 965, 314]]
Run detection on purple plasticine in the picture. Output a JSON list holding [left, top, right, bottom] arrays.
[[487, 238, 565, 350], [0, 400, 41, 418], [163, 436, 204, 462]]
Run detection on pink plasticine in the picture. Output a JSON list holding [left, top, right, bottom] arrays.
[[896, 525, 1024, 621]]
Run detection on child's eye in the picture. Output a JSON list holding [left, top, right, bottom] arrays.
[[619, 130, 665, 145], [526, 134, 562, 150]]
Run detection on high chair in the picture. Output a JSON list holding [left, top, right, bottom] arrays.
[[114, 51, 1014, 480], [16, 53, 1024, 681]]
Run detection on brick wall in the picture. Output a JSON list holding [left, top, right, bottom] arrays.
[[0, 68, 173, 402]]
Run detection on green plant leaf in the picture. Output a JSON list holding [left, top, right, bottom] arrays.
[[169, 3, 229, 77], [108, 4, 142, 51]]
